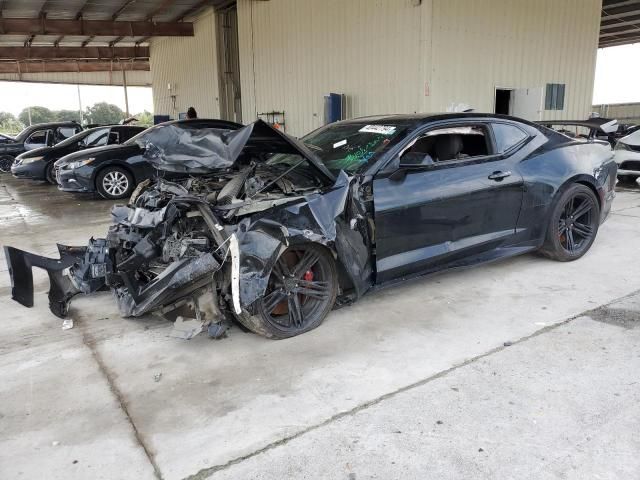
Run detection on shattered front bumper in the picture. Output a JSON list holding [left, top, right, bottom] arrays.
[[4, 244, 87, 317], [4, 238, 224, 321]]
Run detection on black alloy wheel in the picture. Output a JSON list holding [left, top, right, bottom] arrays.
[[235, 244, 338, 339], [540, 184, 600, 261], [0, 155, 14, 173]]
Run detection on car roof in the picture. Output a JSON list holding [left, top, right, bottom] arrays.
[[335, 112, 536, 128], [24, 121, 81, 130]]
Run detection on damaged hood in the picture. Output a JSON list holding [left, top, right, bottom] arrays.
[[142, 119, 336, 184]]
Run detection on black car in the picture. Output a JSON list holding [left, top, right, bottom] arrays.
[[11, 125, 145, 184], [5, 114, 617, 341], [55, 118, 242, 200], [0, 121, 82, 173], [0, 133, 15, 145]]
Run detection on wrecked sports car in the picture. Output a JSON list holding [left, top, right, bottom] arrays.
[[4, 114, 617, 339]]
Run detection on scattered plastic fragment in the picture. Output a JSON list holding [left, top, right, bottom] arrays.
[[62, 319, 74, 330]]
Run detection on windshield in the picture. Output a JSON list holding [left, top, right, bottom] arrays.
[[125, 124, 157, 146], [13, 126, 34, 143], [267, 122, 408, 174], [55, 128, 101, 148]]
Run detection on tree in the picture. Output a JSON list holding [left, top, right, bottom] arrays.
[[133, 110, 153, 127], [84, 102, 125, 125], [0, 111, 25, 135], [18, 106, 56, 125], [54, 109, 82, 123]]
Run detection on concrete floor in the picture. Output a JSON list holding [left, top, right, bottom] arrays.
[[1, 175, 639, 480]]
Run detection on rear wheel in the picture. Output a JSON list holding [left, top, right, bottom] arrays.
[[0, 155, 14, 173], [235, 244, 338, 339], [540, 184, 600, 261], [96, 167, 134, 200]]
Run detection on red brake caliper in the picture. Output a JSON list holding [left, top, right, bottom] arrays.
[[303, 270, 314, 282]]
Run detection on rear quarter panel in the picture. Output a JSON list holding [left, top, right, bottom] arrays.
[[516, 140, 616, 245]]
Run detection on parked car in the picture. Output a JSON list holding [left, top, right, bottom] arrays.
[[0, 133, 15, 145], [0, 121, 82, 173], [6, 113, 617, 340], [613, 128, 640, 184], [55, 118, 242, 200], [11, 125, 145, 184]]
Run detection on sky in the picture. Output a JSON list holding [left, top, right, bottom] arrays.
[[592, 43, 640, 105], [0, 82, 153, 116], [0, 43, 638, 116]]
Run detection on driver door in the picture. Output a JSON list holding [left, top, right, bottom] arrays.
[[372, 121, 526, 283], [24, 129, 52, 150]]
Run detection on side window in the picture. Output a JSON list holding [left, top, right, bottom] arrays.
[[83, 128, 109, 147], [85, 128, 109, 147], [107, 130, 120, 144], [57, 126, 77, 141], [401, 124, 492, 165], [25, 129, 50, 148], [492, 124, 528, 153]]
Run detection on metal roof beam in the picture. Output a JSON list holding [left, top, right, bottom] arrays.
[[0, 46, 149, 60], [0, 18, 194, 37], [601, 13, 640, 29], [602, 0, 640, 8], [0, 59, 150, 74], [138, 0, 212, 45], [600, 25, 640, 37], [600, 36, 640, 47]]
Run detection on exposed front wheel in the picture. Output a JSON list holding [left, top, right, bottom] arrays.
[[540, 184, 600, 261], [96, 167, 134, 200], [235, 244, 339, 339], [0, 155, 14, 173]]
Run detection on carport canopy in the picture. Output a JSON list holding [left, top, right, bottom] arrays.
[[600, 0, 640, 48], [0, 0, 232, 75]]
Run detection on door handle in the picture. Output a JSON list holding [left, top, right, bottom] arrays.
[[488, 170, 511, 181]]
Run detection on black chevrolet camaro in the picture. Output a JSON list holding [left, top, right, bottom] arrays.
[[4, 113, 617, 340]]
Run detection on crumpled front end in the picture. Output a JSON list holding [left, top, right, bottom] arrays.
[[3, 121, 373, 339]]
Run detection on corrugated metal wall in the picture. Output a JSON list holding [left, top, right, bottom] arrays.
[[150, 7, 220, 119], [237, 0, 601, 136], [237, 0, 425, 136], [0, 70, 151, 86], [592, 103, 640, 124], [430, 0, 601, 121]]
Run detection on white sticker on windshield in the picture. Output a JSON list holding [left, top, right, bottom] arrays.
[[359, 125, 396, 135], [333, 139, 347, 149]]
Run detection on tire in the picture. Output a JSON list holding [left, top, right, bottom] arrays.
[[234, 244, 339, 339], [44, 162, 56, 184], [96, 166, 134, 200], [617, 174, 638, 185], [0, 155, 14, 173], [539, 183, 600, 262]]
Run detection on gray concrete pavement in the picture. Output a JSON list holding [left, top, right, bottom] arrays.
[[1, 176, 639, 480]]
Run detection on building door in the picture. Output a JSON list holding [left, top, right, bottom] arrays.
[[494, 88, 512, 115], [216, 5, 242, 123], [512, 87, 543, 120]]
